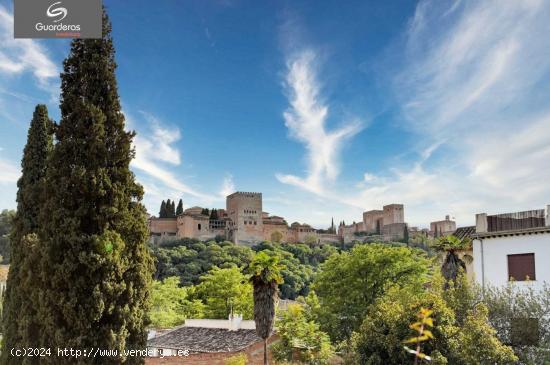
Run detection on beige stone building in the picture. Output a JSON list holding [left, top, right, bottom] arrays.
[[340, 203, 407, 243], [148, 192, 340, 246], [430, 215, 457, 237]]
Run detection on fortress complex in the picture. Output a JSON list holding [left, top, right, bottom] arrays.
[[338, 204, 408, 243], [148, 192, 341, 246]]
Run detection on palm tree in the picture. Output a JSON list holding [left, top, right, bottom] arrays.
[[249, 252, 284, 365], [433, 235, 472, 284]]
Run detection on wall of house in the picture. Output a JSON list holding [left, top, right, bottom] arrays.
[[473, 233, 550, 290]]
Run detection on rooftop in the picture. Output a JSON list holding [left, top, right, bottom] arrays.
[[147, 326, 261, 353]]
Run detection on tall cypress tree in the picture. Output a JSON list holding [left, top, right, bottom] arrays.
[[1, 105, 53, 364], [38, 11, 153, 364], [175, 199, 183, 216], [169, 200, 176, 218], [159, 200, 166, 218], [165, 199, 172, 218]]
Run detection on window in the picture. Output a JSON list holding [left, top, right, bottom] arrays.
[[507, 253, 535, 281], [198, 223, 201, 230]]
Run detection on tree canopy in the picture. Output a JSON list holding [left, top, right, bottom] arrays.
[[312, 243, 430, 341]]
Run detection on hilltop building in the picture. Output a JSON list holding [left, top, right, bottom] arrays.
[[148, 192, 340, 246], [339, 204, 407, 243], [430, 215, 457, 237]]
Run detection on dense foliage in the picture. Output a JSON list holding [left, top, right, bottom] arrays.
[[35, 11, 153, 364], [194, 267, 253, 319], [1, 105, 53, 364], [151, 239, 338, 299], [149, 277, 204, 328], [151, 239, 254, 286], [273, 304, 333, 364], [347, 274, 517, 365], [312, 243, 431, 342], [482, 283, 550, 364]]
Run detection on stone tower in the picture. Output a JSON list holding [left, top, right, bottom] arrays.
[[226, 192, 263, 246]]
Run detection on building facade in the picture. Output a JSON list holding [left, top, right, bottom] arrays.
[[430, 215, 457, 237], [472, 205, 550, 291], [340, 203, 407, 243], [148, 192, 340, 246]]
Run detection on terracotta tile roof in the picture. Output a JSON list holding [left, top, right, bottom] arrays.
[[147, 327, 262, 353], [453, 226, 476, 240]]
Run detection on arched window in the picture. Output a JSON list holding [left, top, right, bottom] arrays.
[[198, 223, 202, 230]]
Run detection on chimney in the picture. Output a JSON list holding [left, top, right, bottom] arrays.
[[445, 215, 450, 221], [476, 213, 488, 233], [228, 314, 243, 331]]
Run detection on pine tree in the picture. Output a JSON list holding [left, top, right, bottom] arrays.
[[1, 105, 53, 364], [159, 200, 167, 218], [37, 11, 153, 364], [176, 199, 183, 216], [210, 209, 218, 220]]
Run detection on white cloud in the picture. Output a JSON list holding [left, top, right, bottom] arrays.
[[0, 6, 58, 85], [129, 112, 215, 203], [276, 50, 363, 194], [360, 0, 550, 225], [277, 0, 550, 227], [219, 174, 235, 198], [0, 157, 19, 183]]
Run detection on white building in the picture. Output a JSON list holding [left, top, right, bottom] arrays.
[[472, 205, 550, 291]]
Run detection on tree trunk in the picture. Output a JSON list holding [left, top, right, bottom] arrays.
[[264, 338, 268, 365]]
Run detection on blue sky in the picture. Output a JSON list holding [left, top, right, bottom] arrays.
[[1, 0, 550, 229]]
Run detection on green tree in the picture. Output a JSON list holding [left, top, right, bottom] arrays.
[[312, 243, 430, 342], [432, 235, 472, 284], [272, 304, 333, 364], [347, 274, 517, 365], [37, 11, 153, 364], [165, 199, 174, 218], [1, 105, 53, 364], [149, 277, 204, 328], [159, 200, 167, 218], [194, 266, 253, 319], [210, 209, 219, 220], [176, 199, 183, 216], [482, 283, 550, 364], [249, 251, 284, 365]]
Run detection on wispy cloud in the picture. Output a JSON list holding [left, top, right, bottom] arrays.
[[276, 50, 363, 194], [276, 0, 550, 226], [219, 174, 235, 198], [0, 6, 58, 86], [129, 111, 215, 203], [359, 0, 550, 225]]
